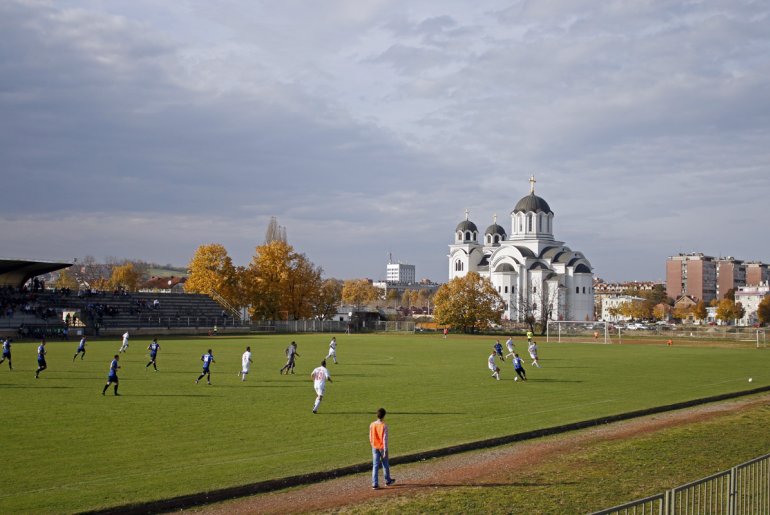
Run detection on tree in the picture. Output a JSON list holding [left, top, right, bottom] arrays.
[[108, 262, 141, 291], [53, 268, 79, 290], [733, 301, 745, 322], [312, 279, 343, 320], [185, 244, 241, 307], [693, 301, 708, 321], [673, 304, 692, 321], [342, 279, 381, 310], [264, 216, 287, 243], [385, 289, 400, 308], [433, 272, 505, 333], [757, 296, 770, 326], [716, 298, 737, 325], [243, 240, 322, 320], [724, 288, 736, 302]]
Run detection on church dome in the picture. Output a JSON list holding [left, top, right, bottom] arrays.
[[485, 222, 506, 237], [513, 192, 552, 214], [456, 219, 478, 233]]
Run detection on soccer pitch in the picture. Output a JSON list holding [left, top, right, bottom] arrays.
[[1, 333, 767, 513]]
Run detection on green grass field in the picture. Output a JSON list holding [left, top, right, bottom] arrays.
[[0, 333, 767, 513]]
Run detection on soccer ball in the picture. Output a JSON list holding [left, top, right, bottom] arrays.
[[514, 376, 519, 382], [749, 378, 753, 383]]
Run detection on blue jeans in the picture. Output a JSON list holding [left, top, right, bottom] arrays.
[[372, 448, 391, 487]]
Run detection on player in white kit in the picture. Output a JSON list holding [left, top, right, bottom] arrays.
[[487, 351, 500, 380], [310, 360, 332, 413], [504, 336, 515, 358], [325, 337, 338, 364], [528, 341, 541, 368], [118, 332, 129, 353], [238, 346, 253, 381]]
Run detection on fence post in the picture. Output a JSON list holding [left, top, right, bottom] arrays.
[[729, 465, 737, 515], [664, 488, 672, 515]]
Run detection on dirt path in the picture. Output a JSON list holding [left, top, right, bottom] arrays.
[[190, 394, 770, 514]]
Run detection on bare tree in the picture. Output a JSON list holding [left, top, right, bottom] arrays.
[[265, 216, 288, 243]]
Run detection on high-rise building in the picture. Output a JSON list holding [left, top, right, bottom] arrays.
[[665, 253, 717, 303], [716, 257, 746, 300], [386, 262, 416, 284], [746, 262, 769, 286]]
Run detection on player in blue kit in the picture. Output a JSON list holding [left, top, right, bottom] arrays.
[[494, 340, 505, 361], [145, 338, 160, 371], [512, 353, 527, 381], [195, 349, 215, 385], [0, 338, 12, 370], [102, 354, 120, 395], [34, 339, 47, 378], [73, 337, 87, 361]]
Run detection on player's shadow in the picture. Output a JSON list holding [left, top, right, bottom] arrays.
[[526, 378, 584, 383], [129, 393, 219, 397], [217, 384, 307, 388], [324, 411, 465, 415]]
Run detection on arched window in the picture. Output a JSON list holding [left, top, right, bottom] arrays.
[[576, 286, 580, 294], [527, 214, 533, 232], [533, 286, 537, 294], [455, 260, 465, 272], [582, 286, 586, 294]]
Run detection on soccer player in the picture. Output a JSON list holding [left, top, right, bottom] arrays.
[[487, 350, 500, 380], [195, 349, 215, 385], [512, 353, 527, 381], [526, 330, 534, 343], [35, 339, 47, 379], [102, 354, 120, 395], [145, 338, 160, 371], [0, 338, 12, 370], [325, 336, 338, 364], [528, 341, 541, 368], [238, 346, 253, 381], [119, 332, 130, 353], [369, 407, 395, 489], [504, 336, 515, 359], [73, 337, 87, 362], [310, 359, 332, 413], [443, 327, 448, 339], [280, 341, 299, 375], [494, 340, 505, 361]]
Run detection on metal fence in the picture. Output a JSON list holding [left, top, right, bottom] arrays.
[[250, 320, 415, 333], [593, 453, 770, 515]]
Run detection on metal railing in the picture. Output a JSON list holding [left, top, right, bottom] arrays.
[[592, 453, 770, 515]]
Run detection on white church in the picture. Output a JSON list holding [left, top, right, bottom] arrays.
[[448, 177, 595, 322]]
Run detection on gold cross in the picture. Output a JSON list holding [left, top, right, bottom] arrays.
[[530, 175, 536, 193]]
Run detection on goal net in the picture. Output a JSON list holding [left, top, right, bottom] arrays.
[[546, 321, 610, 344], [758, 330, 767, 349]]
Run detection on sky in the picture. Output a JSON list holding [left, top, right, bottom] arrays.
[[2, 0, 769, 283]]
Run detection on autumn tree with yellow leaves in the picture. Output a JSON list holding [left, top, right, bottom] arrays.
[[243, 240, 322, 320], [185, 244, 242, 308], [341, 279, 381, 311], [433, 272, 504, 333], [108, 262, 141, 291]]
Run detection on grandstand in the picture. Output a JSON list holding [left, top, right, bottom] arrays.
[[0, 259, 245, 338]]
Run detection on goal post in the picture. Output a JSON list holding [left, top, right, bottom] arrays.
[[546, 320, 610, 344], [758, 329, 767, 349]]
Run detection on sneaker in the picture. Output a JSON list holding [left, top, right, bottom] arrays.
[[386, 478, 396, 486], [372, 485, 379, 490], [207, 382, 212, 385], [195, 379, 199, 384], [114, 393, 120, 396], [312, 409, 317, 414]]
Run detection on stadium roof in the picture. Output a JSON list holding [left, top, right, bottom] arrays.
[[0, 259, 73, 288]]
